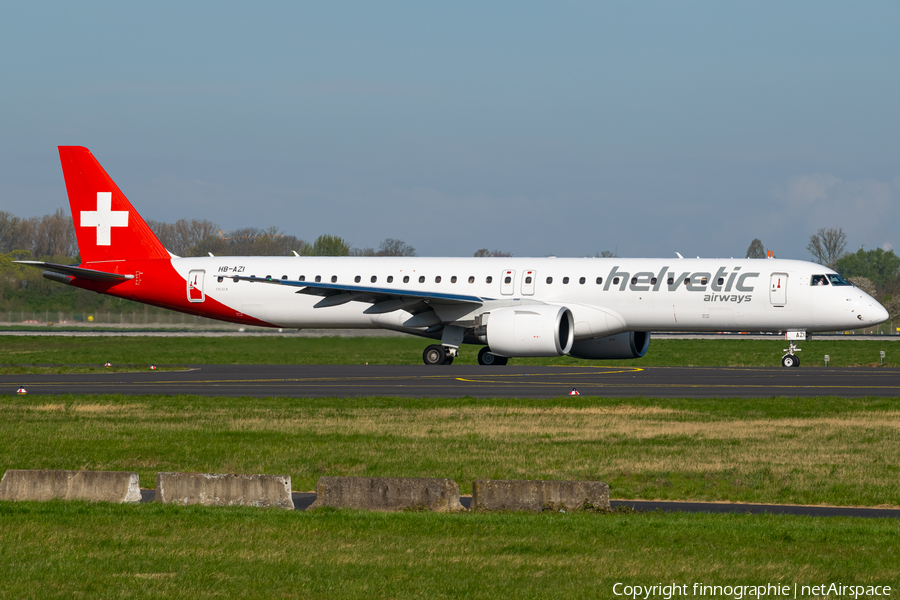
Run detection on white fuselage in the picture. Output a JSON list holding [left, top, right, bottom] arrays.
[[170, 256, 887, 336]]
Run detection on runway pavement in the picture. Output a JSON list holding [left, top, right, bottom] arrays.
[[5, 364, 900, 397]]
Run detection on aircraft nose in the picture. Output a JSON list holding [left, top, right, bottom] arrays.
[[858, 293, 890, 325]]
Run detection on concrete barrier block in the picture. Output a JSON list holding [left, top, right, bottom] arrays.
[[155, 472, 293, 509], [472, 479, 610, 511], [309, 476, 464, 512], [0, 469, 141, 503]]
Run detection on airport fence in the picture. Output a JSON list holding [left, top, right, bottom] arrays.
[[1, 309, 235, 328]]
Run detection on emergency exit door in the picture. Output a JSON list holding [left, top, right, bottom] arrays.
[[188, 270, 205, 303], [521, 270, 536, 295], [769, 273, 787, 306], [500, 270, 515, 295]]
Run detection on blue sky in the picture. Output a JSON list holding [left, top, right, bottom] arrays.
[[2, 2, 899, 258]]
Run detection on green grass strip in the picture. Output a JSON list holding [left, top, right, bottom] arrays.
[[2, 335, 898, 367], [0, 501, 896, 599], [2, 393, 898, 507]]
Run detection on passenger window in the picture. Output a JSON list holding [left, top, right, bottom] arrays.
[[613, 277, 620, 285], [525, 276, 532, 284], [667, 277, 673, 285], [700, 277, 708, 285], [579, 277, 585, 284], [546, 277, 553, 284], [419, 276, 425, 283], [371, 276, 377, 283], [596, 277, 602, 285], [812, 275, 829, 286], [232, 277, 239, 283], [331, 275, 337, 283], [486, 276, 493, 283], [217, 276, 223, 283], [299, 275, 305, 282], [436, 276, 442, 283], [563, 277, 569, 284], [684, 278, 690, 285], [355, 275, 361, 283], [504, 276, 511, 284], [315, 276, 321, 282], [650, 277, 657, 285], [403, 276, 410, 283], [387, 276, 393, 283], [451, 276, 457, 283], [265, 275, 272, 280], [468, 276, 475, 283], [631, 277, 637, 285], [717, 277, 724, 286], [281, 275, 287, 280]]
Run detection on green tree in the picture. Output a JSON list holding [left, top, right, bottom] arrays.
[[474, 248, 512, 257], [834, 248, 900, 288], [746, 239, 766, 259], [304, 234, 350, 256]]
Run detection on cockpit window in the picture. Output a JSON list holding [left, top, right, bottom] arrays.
[[811, 275, 829, 286], [828, 273, 853, 286]]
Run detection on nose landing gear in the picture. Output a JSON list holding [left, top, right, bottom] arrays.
[[781, 341, 801, 368]]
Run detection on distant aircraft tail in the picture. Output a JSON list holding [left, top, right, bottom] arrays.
[[58, 146, 170, 264]]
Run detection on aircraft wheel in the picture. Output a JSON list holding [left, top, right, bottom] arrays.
[[478, 347, 508, 366], [423, 344, 449, 365], [781, 354, 798, 368]]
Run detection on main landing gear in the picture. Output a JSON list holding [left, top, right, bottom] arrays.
[[477, 346, 508, 366], [421, 345, 510, 365], [423, 344, 454, 365]]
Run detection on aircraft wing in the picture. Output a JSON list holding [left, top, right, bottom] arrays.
[[14, 261, 135, 282], [229, 275, 492, 313]]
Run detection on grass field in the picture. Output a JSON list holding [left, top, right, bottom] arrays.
[[3, 337, 899, 595], [1, 501, 897, 600], [1, 335, 898, 368], [2, 393, 898, 507]]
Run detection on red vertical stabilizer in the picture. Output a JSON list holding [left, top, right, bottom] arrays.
[[58, 146, 170, 264]]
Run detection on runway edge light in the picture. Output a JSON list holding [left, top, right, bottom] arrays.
[[104, 361, 111, 368], [17, 386, 27, 395], [150, 364, 157, 370], [569, 388, 580, 396]]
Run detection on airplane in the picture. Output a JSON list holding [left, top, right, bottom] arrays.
[[16, 146, 889, 368]]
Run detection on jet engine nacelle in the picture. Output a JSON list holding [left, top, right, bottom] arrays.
[[569, 331, 650, 360], [485, 305, 575, 357]]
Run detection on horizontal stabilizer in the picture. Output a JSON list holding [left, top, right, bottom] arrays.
[[14, 261, 134, 283]]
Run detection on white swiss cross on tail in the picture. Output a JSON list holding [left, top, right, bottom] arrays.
[[81, 192, 129, 246]]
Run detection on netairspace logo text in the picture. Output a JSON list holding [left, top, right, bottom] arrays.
[[612, 582, 892, 600]]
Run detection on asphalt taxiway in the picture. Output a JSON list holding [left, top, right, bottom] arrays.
[[5, 364, 900, 397]]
